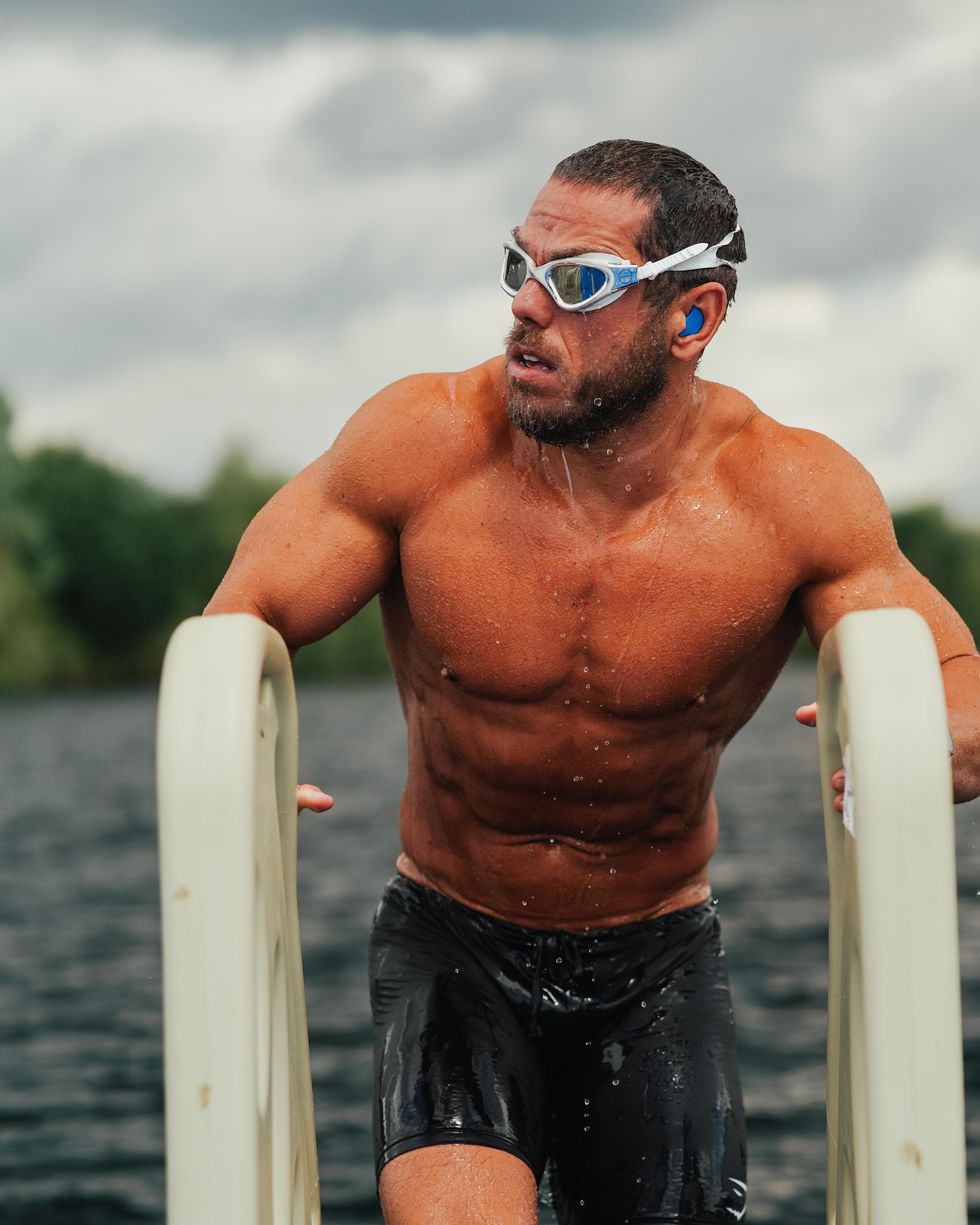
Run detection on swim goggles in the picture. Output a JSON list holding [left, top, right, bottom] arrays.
[[500, 226, 740, 312]]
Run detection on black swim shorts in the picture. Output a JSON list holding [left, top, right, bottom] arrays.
[[369, 874, 747, 1225]]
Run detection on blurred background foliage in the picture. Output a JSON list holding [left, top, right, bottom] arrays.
[[1, 386, 978, 691], [0, 389, 389, 690]]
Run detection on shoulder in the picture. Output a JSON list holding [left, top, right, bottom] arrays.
[[707, 385, 897, 580], [321, 357, 507, 528]]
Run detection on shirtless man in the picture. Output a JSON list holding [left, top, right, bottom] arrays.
[[205, 140, 980, 1225]]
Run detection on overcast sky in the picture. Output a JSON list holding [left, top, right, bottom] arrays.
[[2, 0, 978, 515]]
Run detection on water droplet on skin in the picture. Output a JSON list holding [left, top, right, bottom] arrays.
[[573, 775, 583, 782], [625, 484, 632, 492], [612, 1078, 620, 1086], [606, 448, 613, 456], [583, 666, 589, 673], [564, 698, 571, 705], [609, 867, 617, 875], [593, 398, 602, 406], [603, 740, 610, 746], [555, 956, 563, 964], [585, 683, 591, 690], [521, 900, 528, 907], [584, 1097, 590, 1106], [641, 1000, 648, 1008]]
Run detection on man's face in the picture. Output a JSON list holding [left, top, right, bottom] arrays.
[[504, 178, 672, 448]]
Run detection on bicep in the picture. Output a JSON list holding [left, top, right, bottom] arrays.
[[795, 456, 976, 662], [204, 454, 397, 651], [799, 552, 976, 663]]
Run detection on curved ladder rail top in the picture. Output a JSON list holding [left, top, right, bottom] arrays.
[[816, 607, 965, 1225], [157, 613, 320, 1225]]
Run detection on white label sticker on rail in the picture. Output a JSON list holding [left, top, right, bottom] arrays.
[[842, 743, 856, 837]]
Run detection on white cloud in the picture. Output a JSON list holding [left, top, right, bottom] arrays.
[[1, 3, 978, 517], [706, 254, 980, 515], [15, 282, 505, 490]]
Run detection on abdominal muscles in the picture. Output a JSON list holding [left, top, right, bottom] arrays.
[[395, 686, 726, 929]]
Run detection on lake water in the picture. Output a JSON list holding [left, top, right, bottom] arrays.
[[2, 663, 979, 1223]]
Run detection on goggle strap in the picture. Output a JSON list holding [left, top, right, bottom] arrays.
[[636, 226, 741, 280]]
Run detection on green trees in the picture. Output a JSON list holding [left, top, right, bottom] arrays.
[[0, 394, 389, 689]]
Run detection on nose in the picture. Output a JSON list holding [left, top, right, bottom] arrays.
[[511, 276, 556, 330]]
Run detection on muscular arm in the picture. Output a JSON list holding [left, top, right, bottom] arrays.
[[204, 373, 447, 650], [793, 435, 980, 803]]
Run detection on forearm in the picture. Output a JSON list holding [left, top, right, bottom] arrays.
[[202, 587, 299, 660], [942, 654, 980, 803], [203, 585, 270, 622]]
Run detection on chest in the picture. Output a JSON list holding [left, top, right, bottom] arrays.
[[396, 482, 799, 715]]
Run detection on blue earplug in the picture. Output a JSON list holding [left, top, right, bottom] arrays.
[[679, 306, 704, 337]]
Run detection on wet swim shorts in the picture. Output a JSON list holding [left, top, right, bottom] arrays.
[[369, 874, 747, 1225]]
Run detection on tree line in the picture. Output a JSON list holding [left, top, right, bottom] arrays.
[[1, 389, 978, 691], [0, 391, 387, 690]]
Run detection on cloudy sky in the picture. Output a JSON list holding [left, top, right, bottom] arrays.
[[2, 0, 978, 515]]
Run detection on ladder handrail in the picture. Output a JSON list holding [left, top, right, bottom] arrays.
[[817, 607, 965, 1224], [157, 613, 320, 1225]]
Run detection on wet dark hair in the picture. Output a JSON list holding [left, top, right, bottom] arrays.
[[551, 139, 745, 313]]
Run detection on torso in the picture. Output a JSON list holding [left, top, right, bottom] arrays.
[[379, 359, 806, 930]]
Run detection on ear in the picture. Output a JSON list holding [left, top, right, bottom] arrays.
[[668, 283, 729, 362]]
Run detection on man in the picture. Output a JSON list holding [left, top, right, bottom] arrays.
[[205, 140, 980, 1225]]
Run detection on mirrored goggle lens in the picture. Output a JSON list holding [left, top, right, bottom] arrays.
[[547, 262, 609, 305], [502, 248, 528, 293]]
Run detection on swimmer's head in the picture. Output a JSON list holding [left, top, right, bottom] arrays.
[[550, 140, 745, 317]]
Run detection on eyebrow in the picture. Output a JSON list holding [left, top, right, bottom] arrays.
[[510, 226, 600, 263]]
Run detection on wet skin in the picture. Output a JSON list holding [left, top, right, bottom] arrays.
[[206, 179, 980, 931]]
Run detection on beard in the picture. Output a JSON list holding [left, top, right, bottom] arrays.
[[505, 311, 670, 448]]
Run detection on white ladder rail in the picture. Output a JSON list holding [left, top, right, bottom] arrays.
[[157, 613, 320, 1225], [816, 607, 966, 1224]]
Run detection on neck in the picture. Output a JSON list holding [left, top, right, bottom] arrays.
[[523, 372, 708, 512]]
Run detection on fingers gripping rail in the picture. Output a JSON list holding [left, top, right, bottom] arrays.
[[157, 614, 320, 1225], [817, 609, 965, 1225]]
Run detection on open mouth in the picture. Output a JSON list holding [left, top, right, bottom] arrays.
[[518, 352, 555, 372], [508, 347, 560, 383]]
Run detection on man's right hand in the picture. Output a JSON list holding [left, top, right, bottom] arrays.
[[297, 784, 334, 813]]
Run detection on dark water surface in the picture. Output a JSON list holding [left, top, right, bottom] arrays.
[[2, 664, 979, 1223]]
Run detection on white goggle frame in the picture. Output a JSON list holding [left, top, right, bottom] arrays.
[[500, 226, 741, 312]]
